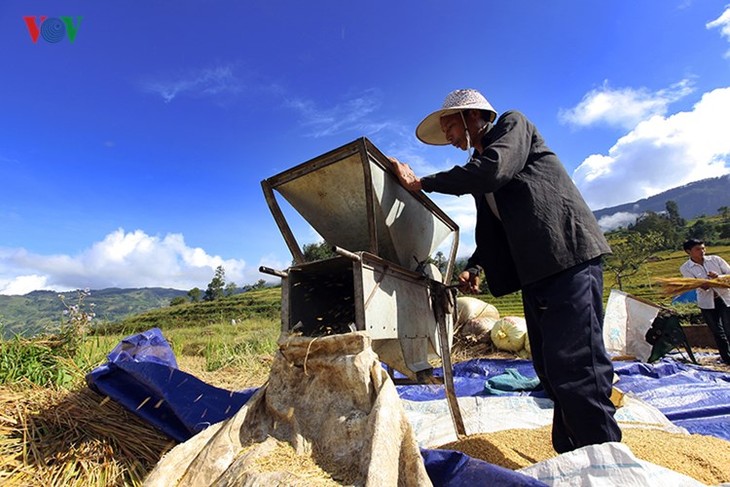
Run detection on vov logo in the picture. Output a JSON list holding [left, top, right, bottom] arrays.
[[23, 16, 82, 43]]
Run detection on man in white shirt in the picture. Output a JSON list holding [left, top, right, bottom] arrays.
[[679, 238, 730, 364]]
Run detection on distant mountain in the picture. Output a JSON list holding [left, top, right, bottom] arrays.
[[0, 287, 187, 339], [593, 175, 730, 225]]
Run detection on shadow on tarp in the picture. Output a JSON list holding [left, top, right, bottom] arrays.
[[86, 328, 546, 486]]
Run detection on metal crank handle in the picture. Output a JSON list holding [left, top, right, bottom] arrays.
[[259, 266, 288, 278]]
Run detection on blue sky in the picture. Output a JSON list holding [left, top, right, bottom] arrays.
[[1, 1, 729, 295]]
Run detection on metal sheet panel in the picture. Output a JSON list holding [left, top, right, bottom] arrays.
[[267, 138, 457, 271]]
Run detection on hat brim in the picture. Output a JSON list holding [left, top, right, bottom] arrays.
[[415, 109, 459, 146], [415, 107, 498, 146]]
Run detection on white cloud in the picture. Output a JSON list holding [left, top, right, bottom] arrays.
[[559, 79, 694, 130], [596, 212, 641, 232], [0, 229, 273, 296], [140, 65, 241, 103], [574, 86, 730, 210], [0, 275, 50, 296], [285, 89, 404, 138], [707, 6, 730, 58]]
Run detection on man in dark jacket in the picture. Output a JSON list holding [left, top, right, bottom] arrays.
[[390, 88, 621, 453]]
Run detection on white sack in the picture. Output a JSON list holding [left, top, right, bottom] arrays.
[[518, 441, 706, 487], [603, 289, 661, 361], [456, 296, 500, 325], [491, 316, 527, 352], [144, 332, 431, 487]]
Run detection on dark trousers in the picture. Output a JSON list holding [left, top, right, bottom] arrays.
[[522, 258, 622, 453], [701, 298, 730, 364]]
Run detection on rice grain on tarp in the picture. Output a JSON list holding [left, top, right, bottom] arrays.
[[439, 425, 730, 485]]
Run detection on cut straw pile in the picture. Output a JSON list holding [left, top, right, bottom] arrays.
[[655, 275, 730, 296], [0, 384, 174, 486]]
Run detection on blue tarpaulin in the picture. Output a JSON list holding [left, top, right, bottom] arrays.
[[421, 448, 547, 487], [613, 357, 730, 441], [396, 359, 547, 402], [87, 328, 730, 485], [672, 290, 697, 304], [86, 328, 256, 442], [394, 355, 730, 443]]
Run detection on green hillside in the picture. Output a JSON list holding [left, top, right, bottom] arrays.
[[89, 244, 730, 337], [96, 287, 282, 335], [0, 288, 187, 339]]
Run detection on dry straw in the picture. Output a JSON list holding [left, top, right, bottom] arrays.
[[0, 384, 174, 486], [655, 275, 730, 296]]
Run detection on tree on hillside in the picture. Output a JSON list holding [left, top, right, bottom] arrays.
[[718, 206, 730, 223], [686, 218, 718, 243], [630, 211, 682, 250], [243, 279, 267, 292], [204, 266, 226, 301], [719, 223, 730, 239], [665, 200, 685, 228], [604, 231, 663, 290], [423, 251, 448, 277], [301, 241, 337, 263], [170, 296, 187, 306], [187, 287, 202, 302], [225, 282, 238, 297]]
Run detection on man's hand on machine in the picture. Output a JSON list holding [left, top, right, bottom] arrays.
[[389, 157, 423, 192], [458, 270, 480, 294]]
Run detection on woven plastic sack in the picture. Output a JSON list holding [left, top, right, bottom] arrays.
[[491, 316, 527, 352], [456, 297, 500, 325], [143, 331, 431, 487]]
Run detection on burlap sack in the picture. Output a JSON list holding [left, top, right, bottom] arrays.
[[143, 331, 431, 487]]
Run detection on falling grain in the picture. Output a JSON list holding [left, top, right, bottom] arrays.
[[135, 397, 151, 411]]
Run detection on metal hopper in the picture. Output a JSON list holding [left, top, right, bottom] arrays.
[[260, 137, 465, 436], [261, 137, 458, 273]]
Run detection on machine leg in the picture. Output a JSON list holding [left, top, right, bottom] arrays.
[[434, 286, 466, 438]]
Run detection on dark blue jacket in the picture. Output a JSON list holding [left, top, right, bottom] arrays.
[[421, 110, 610, 296]]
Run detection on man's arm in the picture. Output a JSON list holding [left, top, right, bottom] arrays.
[[715, 255, 730, 275], [420, 111, 534, 196]]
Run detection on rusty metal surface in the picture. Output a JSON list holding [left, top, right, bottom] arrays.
[[279, 253, 452, 375], [261, 137, 458, 274]]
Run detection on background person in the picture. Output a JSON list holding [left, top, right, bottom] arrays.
[[390, 88, 621, 453], [679, 238, 730, 364]]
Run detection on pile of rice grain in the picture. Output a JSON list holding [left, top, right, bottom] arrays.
[[242, 437, 348, 486], [439, 426, 730, 486]]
